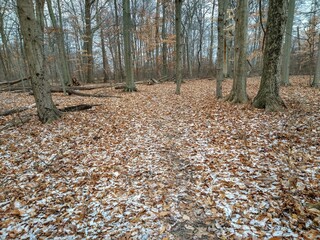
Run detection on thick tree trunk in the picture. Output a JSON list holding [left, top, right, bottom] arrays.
[[17, 0, 61, 123], [175, 0, 183, 95], [226, 0, 249, 104], [122, 0, 136, 92], [216, 0, 226, 99], [281, 0, 295, 86], [311, 34, 320, 88], [253, 0, 288, 111]]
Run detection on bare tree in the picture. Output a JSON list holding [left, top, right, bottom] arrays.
[[281, 0, 295, 86], [123, 0, 136, 91], [114, 0, 124, 81], [312, 34, 320, 88], [226, 0, 249, 104], [83, 0, 95, 83], [17, 0, 61, 123], [175, 0, 183, 95], [162, 0, 168, 77], [47, 0, 72, 89], [253, 0, 288, 111], [216, 0, 227, 99], [209, 0, 216, 71]]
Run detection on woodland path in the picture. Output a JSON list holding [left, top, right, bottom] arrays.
[[0, 76, 319, 239]]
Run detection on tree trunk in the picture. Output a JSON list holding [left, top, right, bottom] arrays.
[[17, 0, 61, 123], [46, 0, 72, 88], [162, 0, 168, 77], [226, 0, 249, 104], [100, 28, 109, 82], [122, 0, 136, 92], [175, 0, 183, 95], [209, 0, 216, 71], [83, 0, 95, 83], [196, 1, 204, 77], [155, 0, 161, 78], [0, 11, 11, 80], [216, 0, 226, 99], [96, 7, 109, 82], [281, 0, 295, 86], [253, 0, 288, 111], [311, 34, 320, 88], [114, 0, 124, 82]]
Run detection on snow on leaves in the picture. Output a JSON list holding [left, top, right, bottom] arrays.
[[0, 76, 319, 239]]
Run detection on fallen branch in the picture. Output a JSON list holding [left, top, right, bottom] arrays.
[[0, 115, 32, 131], [60, 104, 102, 112], [0, 77, 31, 86], [158, 75, 169, 82], [65, 89, 121, 98], [51, 85, 108, 91], [0, 107, 28, 116], [0, 104, 36, 117]]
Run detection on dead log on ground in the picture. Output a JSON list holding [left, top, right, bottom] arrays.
[[0, 77, 31, 86], [0, 115, 32, 131], [60, 104, 101, 112], [0, 104, 36, 117], [65, 89, 121, 98], [0, 107, 28, 116], [157, 75, 169, 82]]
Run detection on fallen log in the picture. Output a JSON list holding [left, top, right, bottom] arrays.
[[0, 77, 31, 86], [60, 104, 101, 112], [26, 87, 121, 98], [0, 107, 28, 116], [114, 80, 156, 89], [0, 115, 32, 131], [0, 104, 36, 117], [65, 89, 121, 98], [157, 75, 169, 82]]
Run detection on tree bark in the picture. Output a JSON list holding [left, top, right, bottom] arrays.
[[253, 0, 288, 111], [0, 6, 12, 80], [17, 0, 61, 123], [209, 0, 216, 70], [122, 0, 136, 92], [281, 0, 295, 86], [96, 6, 110, 83], [83, 0, 95, 83], [114, 0, 124, 82], [155, 0, 161, 78], [162, 0, 168, 77], [311, 34, 320, 88], [47, 0, 72, 89], [175, 0, 183, 95], [226, 0, 249, 104], [216, 0, 226, 99]]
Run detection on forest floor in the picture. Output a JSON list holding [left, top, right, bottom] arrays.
[[0, 76, 319, 239]]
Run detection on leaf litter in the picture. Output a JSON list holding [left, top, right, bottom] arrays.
[[0, 76, 319, 239]]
